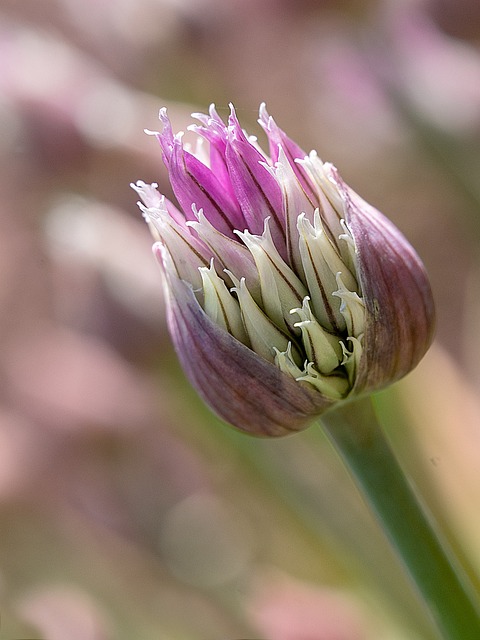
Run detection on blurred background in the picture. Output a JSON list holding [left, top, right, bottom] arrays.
[[1, 0, 480, 638]]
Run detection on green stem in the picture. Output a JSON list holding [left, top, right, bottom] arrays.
[[320, 396, 480, 640]]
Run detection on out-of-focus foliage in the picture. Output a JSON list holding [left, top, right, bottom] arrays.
[[0, 0, 479, 637]]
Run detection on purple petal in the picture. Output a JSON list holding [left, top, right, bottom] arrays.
[[226, 106, 286, 256], [163, 268, 332, 436], [258, 103, 318, 206], [190, 105, 235, 200], [156, 109, 245, 236], [156, 107, 175, 164], [336, 171, 435, 393], [167, 136, 246, 237]]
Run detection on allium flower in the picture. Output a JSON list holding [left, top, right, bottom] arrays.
[[132, 104, 434, 436]]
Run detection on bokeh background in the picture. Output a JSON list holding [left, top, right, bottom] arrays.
[[1, 0, 480, 638]]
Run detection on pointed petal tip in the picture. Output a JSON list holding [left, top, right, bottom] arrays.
[[157, 108, 172, 137], [227, 106, 242, 136], [152, 240, 169, 266], [257, 101, 269, 125], [131, 180, 163, 209]]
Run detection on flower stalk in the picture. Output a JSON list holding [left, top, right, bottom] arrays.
[[321, 397, 480, 640]]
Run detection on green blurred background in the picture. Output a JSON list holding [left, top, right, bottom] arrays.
[[0, 0, 480, 637]]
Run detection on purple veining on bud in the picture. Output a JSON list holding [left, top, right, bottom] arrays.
[[132, 104, 435, 436]]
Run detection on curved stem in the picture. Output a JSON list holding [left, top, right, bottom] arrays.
[[320, 396, 480, 640]]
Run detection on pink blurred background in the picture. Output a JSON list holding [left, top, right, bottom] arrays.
[[0, 0, 480, 637]]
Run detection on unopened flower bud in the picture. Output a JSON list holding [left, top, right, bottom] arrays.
[[132, 104, 435, 436]]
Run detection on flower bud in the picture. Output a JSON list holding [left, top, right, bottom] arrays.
[[132, 104, 435, 436]]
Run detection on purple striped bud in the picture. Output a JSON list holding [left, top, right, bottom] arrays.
[[132, 105, 435, 436]]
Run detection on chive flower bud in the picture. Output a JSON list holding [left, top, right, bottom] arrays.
[[132, 104, 435, 436]]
